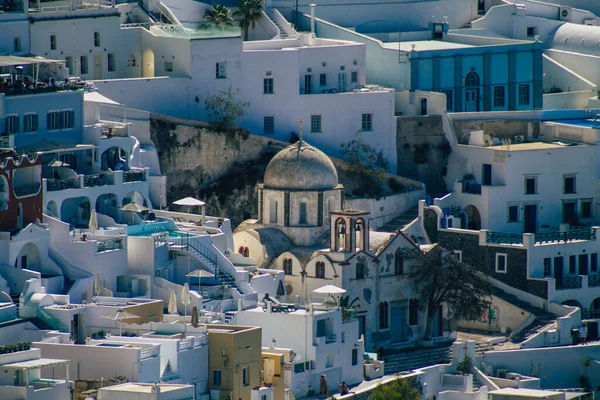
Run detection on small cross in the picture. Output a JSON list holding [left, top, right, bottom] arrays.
[[298, 117, 304, 148]]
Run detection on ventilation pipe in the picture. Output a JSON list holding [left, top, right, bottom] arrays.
[[310, 4, 316, 35]]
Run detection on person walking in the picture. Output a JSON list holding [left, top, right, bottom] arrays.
[[579, 324, 588, 345], [319, 374, 328, 397]]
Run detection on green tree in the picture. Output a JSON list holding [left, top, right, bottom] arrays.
[[204, 87, 249, 131], [234, 0, 264, 41], [340, 138, 388, 199], [456, 354, 473, 375], [204, 3, 234, 27], [368, 377, 421, 400], [405, 246, 492, 340]]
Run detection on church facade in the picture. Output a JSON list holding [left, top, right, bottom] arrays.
[[233, 141, 454, 350]]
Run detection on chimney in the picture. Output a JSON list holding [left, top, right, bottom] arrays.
[[310, 4, 316, 35], [237, 299, 243, 312]]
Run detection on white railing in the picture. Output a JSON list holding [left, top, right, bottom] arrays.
[[139, 346, 159, 360]]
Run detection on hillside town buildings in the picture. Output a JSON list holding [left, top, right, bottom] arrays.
[[4, 0, 600, 399]]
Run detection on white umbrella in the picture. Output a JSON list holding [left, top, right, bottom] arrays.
[[313, 285, 347, 295], [102, 308, 138, 336], [185, 269, 214, 279], [120, 202, 149, 212], [181, 283, 191, 316], [88, 209, 98, 234], [173, 197, 205, 207], [173, 197, 205, 214], [168, 291, 178, 315]]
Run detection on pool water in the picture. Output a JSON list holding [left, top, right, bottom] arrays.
[[129, 230, 197, 238], [553, 119, 600, 129]]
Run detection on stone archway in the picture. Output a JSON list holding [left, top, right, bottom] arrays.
[[463, 205, 481, 230], [15, 242, 42, 272], [46, 200, 59, 218], [562, 299, 582, 309]]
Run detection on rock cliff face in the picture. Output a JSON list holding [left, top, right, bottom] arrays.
[[151, 115, 423, 227], [150, 115, 279, 227]]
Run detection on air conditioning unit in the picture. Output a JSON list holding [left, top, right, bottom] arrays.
[[496, 368, 509, 379], [559, 6, 572, 21], [513, 134, 525, 144], [584, 19, 599, 26]]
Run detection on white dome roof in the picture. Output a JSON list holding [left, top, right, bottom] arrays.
[[550, 23, 600, 56], [263, 142, 339, 191]]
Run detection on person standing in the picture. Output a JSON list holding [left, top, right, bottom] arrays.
[[319, 374, 328, 397], [579, 324, 588, 345]]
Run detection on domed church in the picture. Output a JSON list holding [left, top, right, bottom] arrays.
[[233, 141, 454, 350]]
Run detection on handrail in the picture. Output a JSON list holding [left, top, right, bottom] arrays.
[[486, 231, 523, 245], [173, 236, 237, 286], [38, 307, 70, 332], [535, 228, 596, 244]]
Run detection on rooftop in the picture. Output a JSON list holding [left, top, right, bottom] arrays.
[[100, 382, 193, 394], [464, 141, 587, 151], [1, 358, 69, 370], [381, 40, 473, 51], [489, 388, 573, 398]]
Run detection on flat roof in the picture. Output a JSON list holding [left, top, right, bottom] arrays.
[[382, 40, 474, 51], [489, 388, 565, 398], [1, 358, 69, 370], [101, 383, 192, 393], [489, 142, 586, 151]]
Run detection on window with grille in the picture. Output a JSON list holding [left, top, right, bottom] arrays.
[[442, 90, 453, 111], [493, 86, 505, 107], [263, 116, 274, 134], [311, 115, 321, 133], [61, 110, 74, 129], [94, 32, 101, 47], [518, 84, 530, 105], [320, 73, 327, 86], [50, 34, 57, 50], [107, 53, 116, 72], [80, 56, 88, 75], [47, 112, 60, 130], [315, 262, 325, 278], [351, 71, 358, 83], [283, 259, 292, 275], [5, 116, 19, 134], [361, 113, 372, 131]]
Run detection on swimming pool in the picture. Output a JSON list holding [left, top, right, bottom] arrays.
[[553, 119, 600, 129], [129, 230, 198, 238]]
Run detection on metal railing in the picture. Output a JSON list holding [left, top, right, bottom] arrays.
[[588, 274, 600, 287], [486, 231, 523, 245], [556, 276, 583, 290], [175, 236, 237, 288], [13, 182, 41, 196], [325, 334, 337, 344], [123, 169, 146, 183], [46, 178, 80, 191], [84, 173, 114, 187], [461, 181, 482, 195], [582, 308, 600, 319], [535, 228, 596, 244], [96, 238, 123, 253]]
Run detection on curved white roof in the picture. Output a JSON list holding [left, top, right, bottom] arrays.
[[550, 23, 600, 56]]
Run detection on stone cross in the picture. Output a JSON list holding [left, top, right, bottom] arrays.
[[298, 117, 304, 149]]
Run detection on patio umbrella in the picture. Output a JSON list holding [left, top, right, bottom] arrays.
[[173, 196, 205, 215], [185, 269, 214, 279], [93, 272, 101, 297], [120, 202, 149, 212], [191, 305, 199, 328], [48, 159, 70, 179], [168, 291, 178, 315], [181, 283, 191, 316], [101, 308, 138, 336], [313, 285, 347, 295], [88, 209, 98, 234]]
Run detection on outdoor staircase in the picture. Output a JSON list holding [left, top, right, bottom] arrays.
[[491, 288, 557, 343], [271, 16, 289, 39], [379, 206, 419, 232], [169, 239, 240, 293], [383, 344, 453, 374]]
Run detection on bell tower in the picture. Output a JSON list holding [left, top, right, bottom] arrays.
[[329, 210, 370, 253]]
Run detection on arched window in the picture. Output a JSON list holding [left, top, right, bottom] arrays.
[[270, 199, 278, 223], [379, 302, 389, 329], [395, 249, 404, 275], [335, 218, 347, 251], [283, 258, 292, 275], [238, 246, 245, 254], [465, 71, 480, 87], [315, 261, 325, 278], [355, 218, 366, 251], [243, 247, 249, 257], [356, 262, 365, 279]]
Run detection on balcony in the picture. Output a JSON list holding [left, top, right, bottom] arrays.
[[46, 178, 81, 191], [84, 173, 115, 188], [325, 334, 336, 344], [486, 231, 523, 245], [1, 81, 93, 97], [485, 228, 597, 246], [461, 181, 481, 195], [100, 121, 129, 139], [588, 274, 600, 287], [123, 169, 146, 183], [13, 181, 41, 197], [556, 276, 583, 290]]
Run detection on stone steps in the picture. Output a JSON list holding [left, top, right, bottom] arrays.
[[383, 344, 453, 374], [379, 206, 419, 233]]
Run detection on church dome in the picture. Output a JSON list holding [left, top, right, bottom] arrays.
[[263, 142, 339, 190]]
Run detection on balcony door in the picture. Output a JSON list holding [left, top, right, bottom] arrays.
[[390, 302, 408, 342], [304, 75, 312, 94], [523, 204, 537, 234], [554, 257, 563, 280]]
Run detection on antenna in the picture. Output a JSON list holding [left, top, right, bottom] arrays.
[[298, 117, 304, 151]]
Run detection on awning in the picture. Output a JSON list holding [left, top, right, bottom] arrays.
[[1, 358, 70, 370], [0, 55, 65, 67], [84, 91, 121, 106], [17, 139, 95, 154]]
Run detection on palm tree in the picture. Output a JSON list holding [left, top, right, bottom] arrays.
[[204, 3, 234, 27], [234, 0, 264, 41]]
